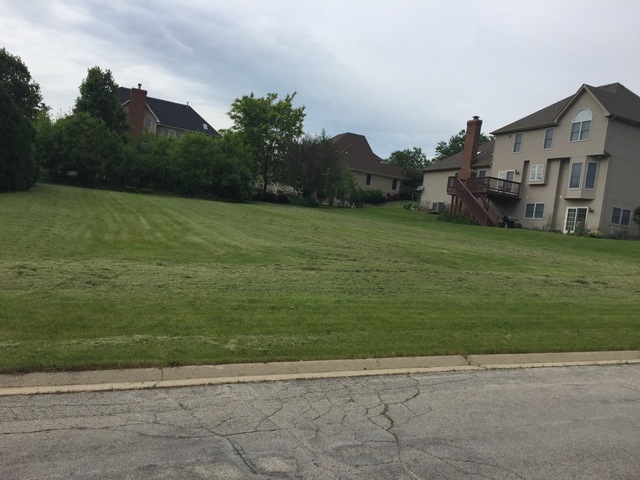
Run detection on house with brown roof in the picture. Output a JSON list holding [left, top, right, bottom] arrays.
[[420, 83, 640, 236], [118, 85, 219, 138], [331, 133, 404, 196]]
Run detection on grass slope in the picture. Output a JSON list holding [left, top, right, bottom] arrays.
[[1, 184, 639, 372]]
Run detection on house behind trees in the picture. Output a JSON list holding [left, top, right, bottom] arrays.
[[118, 85, 219, 138], [331, 133, 404, 197]]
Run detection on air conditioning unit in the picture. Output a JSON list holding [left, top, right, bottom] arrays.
[[431, 202, 445, 213]]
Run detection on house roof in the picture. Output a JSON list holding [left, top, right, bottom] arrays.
[[423, 140, 495, 172], [491, 83, 640, 135], [331, 133, 405, 179], [118, 87, 219, 136]]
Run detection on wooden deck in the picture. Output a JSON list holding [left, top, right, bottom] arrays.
[[447, 176, 521, 200]]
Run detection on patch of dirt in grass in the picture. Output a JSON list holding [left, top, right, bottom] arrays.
[[60, 335, 223, 349], [223, 335, 320, 353]]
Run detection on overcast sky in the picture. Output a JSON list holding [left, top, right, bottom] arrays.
[[3, 0, 640, 159]]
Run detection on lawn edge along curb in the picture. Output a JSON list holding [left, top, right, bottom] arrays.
[[1, 351, 639, 396]]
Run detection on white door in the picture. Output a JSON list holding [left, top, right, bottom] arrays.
[[564, 207, 588, 233], [498, 170, 516, 192]]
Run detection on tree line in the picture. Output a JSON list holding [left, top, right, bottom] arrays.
[[1, 46, 493, 205]]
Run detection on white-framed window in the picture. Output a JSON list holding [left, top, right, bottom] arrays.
[[543, 128, 554, 150], [568, 162, 582, 189], [144, 118, 152, 129], [611, 207, 631, 227], [584, 162, 597, 189], [525, 203, 545, 219], [529, 164, 544, 182], [477, 170, 487, 177], [513, 132, 523, 153], [570, 109, 592, 141], [366, 174, 372, 186], [392, 179, 398, 190]]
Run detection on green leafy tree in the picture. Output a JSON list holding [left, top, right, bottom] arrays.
[[434, 129, 492, 161], [228, 92, 305, 195], [73, 66, 128, 138], [211, 132, 255, 201], [126, 132, 254, 201], [334, 164, 360, 206], [128, 133, 179, 192], [0, 47, 46, 121], [0, 48, 47, 192], [283, 132, 343, 202], [0, 85, 37, 191], [385, 147, 431, 196], [43, 112, 126, 186]]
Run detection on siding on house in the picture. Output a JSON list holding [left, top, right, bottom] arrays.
[[600, 119, 640, 235], [492, 89, 620, 233], [421, 83, 640, 236], [419, 140, 494, 210], [331, 133, 404, 195]]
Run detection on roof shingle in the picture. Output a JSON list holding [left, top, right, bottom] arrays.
[[423, 140, 494, 172], [491, 83, 640, 135], [331, 133, 405, 179], [118, 87, 219, 136]]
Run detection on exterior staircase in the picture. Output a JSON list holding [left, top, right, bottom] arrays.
[[450, 177, 501, 227]]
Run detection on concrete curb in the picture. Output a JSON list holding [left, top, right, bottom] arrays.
[[1, 351, 639, 396]]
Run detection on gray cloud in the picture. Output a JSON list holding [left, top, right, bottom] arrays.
[[3, 0, 640, 158]]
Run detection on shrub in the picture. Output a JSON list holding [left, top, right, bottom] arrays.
[[608, 228, 631, 240], [362, 189, 384, 204], [437, 207, 476, 225], [290, 195, 320, 207], [253, 191, 278, 203]]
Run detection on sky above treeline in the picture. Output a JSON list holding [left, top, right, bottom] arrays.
[[3, 0, 640, 159]]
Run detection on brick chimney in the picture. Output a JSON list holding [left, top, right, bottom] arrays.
[[458, 116, 482, 181], [127, 83, 147, 136]]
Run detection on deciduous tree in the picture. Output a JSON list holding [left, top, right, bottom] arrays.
[[283, 132, 343, 202], [0, 47, 46, 121], [228, 92, 305, 195], [385, 147, 430, 196], [74, 66, 128, 138], [43, 112, 126, 186], [434, 129, 491, 161], [0, 48, 47, 192]]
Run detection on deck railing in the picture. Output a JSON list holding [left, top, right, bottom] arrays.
[[448, 176, 521, 198]]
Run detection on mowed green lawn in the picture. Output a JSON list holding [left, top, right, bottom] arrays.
[[1, 183, 639, 373]]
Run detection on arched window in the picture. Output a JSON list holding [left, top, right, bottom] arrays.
[[570, 109, 592, 141]]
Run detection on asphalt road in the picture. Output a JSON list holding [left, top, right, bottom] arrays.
[[1, 364, 638, 479]]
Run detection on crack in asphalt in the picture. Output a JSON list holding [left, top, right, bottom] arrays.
[[2, 366, 637, 479]]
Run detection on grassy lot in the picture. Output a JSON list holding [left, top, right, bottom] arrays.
[[1, 183, 639, 373]]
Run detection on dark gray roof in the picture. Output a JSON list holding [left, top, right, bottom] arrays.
[[118, 87, 219, 136], [331, 133, 405, 179], [586, 83, 640, 124], [491, 83, 640, 135], [423, 140, 494, 172]]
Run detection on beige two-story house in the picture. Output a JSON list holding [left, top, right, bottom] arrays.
[[421, 83, 640, 236], [331, 133, 404, 196]]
